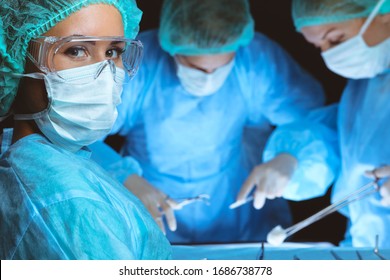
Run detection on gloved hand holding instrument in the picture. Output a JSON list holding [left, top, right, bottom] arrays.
[[267, 167, 388, 246]]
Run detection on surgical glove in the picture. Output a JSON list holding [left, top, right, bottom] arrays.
[[365, 166, 390, 207], [124, 174, 179, 234], [235, 153, 298, 209]]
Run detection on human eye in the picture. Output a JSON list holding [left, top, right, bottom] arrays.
[[63, 46, 88, 59], [106, 47, 125, 59], [328, 34, 345, 47]]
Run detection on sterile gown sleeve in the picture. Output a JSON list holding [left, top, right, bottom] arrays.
[[90, 140, 142, 183], [239, 33, 327, 173], [17, 198, 139, 259], [263, 103, 340, 200], [1, 129, 172, 260]]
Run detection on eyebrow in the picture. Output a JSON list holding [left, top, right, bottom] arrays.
[[179, 57, 211, 73], [70, 34, 125, 46], [68, 34, 95, 45], [110, 41, 124, 46], [187, 62, 209, 73]]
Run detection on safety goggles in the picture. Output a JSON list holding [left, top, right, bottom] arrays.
[[24, 35, 143, 83]]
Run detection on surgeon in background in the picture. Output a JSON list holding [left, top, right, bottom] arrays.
[[0, 0, 171, 259], [92, 0, 326, 244], [240, 0, 390, 247]]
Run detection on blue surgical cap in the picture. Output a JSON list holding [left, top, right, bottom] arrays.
[[292, 0, 390, 31], [0, 0, 142, 117], [158, 0, 255, 56]]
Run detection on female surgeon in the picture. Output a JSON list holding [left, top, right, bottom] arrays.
[[0, 0, 172, 259], [91, 0, 326, 244], [246, 0, 390, 247]]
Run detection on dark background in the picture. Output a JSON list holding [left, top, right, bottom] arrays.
[[134, 0, 348, 245]]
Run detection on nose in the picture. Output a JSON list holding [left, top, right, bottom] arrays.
[[94, 51, 109, 63], [94, 60, 117, 79], [192, 66, 216, 74], [320, 41, 338, 53], [321, 45, 331, 52], [203, 69, 214, 74]]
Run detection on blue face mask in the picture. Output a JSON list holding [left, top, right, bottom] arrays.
[[14, 61, 124, 152], [175, 58, 235, 97], [321, 0, 390, 79]]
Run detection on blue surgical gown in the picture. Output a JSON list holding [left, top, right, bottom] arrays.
[[95, 29, 325, 244], [265, 70, 390, 247], [0, 128, 172, 259]]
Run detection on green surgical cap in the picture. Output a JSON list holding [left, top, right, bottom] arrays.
[[0, 0, 142, 117], [292, 0, 390, 31], [158, 0, 255, 56]]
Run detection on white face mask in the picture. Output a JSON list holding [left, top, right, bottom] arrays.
[[175, 58, 235, 97], [14, 61, 124, 152], [321, 0, 390, 79]]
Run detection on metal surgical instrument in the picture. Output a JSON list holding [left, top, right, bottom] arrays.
[[168, 194, 211, 210], [229, 195, 254, 209], [282, 179, 379, 240]]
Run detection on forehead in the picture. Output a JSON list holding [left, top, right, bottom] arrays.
[[180, 52, 235, 67], [44, 4, 124, 37], [300, 19, 363, 44]]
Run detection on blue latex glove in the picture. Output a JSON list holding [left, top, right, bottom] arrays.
[[124, 174, 179, 234], [232, 153, 298, 209], [365, 166, 390, 206]]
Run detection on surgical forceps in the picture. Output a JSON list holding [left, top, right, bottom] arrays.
[[270, 179, 380, 243]]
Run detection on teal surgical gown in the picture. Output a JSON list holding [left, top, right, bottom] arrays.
[[94, 29, 325, 244], [0, 128, 172, 259], [265, 70, 390, 247]]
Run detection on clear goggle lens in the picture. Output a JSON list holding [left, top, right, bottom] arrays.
[[26, 36, 143, 84]]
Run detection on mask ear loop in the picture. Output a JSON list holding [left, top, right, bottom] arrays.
[[9, 72, 45, 79], [359, 0, 385, 36]]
